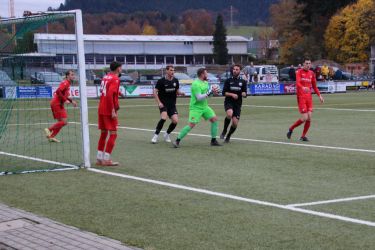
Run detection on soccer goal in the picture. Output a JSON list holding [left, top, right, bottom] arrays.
[[0, 10, 90, 175]]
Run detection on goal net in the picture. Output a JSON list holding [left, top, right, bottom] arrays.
[[0, 11, 90, 175]]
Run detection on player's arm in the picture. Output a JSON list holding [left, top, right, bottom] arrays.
[[55, 82, 68, 104], [312, 74, 324, 103], [223, 79, 238, 100], [154, 79, 164, 108], [176, 80, 185, 96], [242, 80, 248, 98]]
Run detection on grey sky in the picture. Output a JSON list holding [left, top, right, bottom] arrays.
[[1, 0, 64, 18]]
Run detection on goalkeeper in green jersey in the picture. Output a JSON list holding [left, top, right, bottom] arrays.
[[173, 68, 221, 148]]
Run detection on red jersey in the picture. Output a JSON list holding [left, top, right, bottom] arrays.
[[98, 73, 120, 115], [51, 80, 72, 105], [296, 69, 321, 98]]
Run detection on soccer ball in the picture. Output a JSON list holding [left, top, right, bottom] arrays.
[[211, 84, 221, 96]]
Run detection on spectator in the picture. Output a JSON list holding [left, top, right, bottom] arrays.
[[328, 66, 335, 80], [321, 64, 329, 80], [244, 62, 256, 83], [333, 68, 343, 80], [288, 65, 296, 81], [297, 64, 302, 70], [253, 71, 259, 83]]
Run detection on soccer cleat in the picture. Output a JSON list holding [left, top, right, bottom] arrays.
[[224, 136, 231, 143], [44, 128, 51, 138], [210, 139, 222, 146], [220, 133, 225, 140], [48, 137, 61, 143], [300, 136, 309, 142], [101, 160, 119, 166], [163, 132, 171, 143], [286, 129, 293, 139], [95, 159, 103, 166], [172, 139, 180, 148], [151, 134, 159, 144]]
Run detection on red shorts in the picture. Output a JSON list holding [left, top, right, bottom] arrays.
[[297, 96, 313, 113], [50, 102, 67, 119], [98, 115, 118, 131]]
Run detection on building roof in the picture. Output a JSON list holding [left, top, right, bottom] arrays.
[[34, 34, 249, 42]]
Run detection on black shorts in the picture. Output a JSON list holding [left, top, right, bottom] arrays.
[[159, 105, 178, 118], [224, 101, 241, 119]]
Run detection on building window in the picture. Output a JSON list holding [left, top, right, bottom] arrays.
[[95, 55, 105, 64], [176, 55, 184, 65], [205, 55, 213, 64], [185, 55, 194, 65], [195, 55, 203, 65], [116, 56, 125, 63], [146, 55, 155, 64], [136, 55, 145, 64], [85, 54, 94, 64], [106, 55, 115, 64], [126, 55, 135, 63], [165, 56, 174, 64], [56, 55, 63, 64], [156, 55, 164, 64], [64, 54, 75, 64]]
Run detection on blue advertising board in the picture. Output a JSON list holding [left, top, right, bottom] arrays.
[[16, 86, 52, 98], [249, 83, 284, 95]]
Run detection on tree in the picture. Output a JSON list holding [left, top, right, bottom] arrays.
[[212, 14, 228, 65], [325, 0, 375, 63]]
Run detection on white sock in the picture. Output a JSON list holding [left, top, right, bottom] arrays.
[[104, 153, 111, 161], [97, 151, 104, 160]]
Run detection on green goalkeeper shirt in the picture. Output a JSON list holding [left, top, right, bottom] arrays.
[[190, 79, 209, 111]]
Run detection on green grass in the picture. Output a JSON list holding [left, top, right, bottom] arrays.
[[1, 91, 375, 249], [227, 25, 274, 39]]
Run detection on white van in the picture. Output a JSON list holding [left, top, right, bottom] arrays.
[[254, 65, 279, 83]]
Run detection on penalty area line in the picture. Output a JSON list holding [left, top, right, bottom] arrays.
[[287, 194, 375, 207], [88, 167, 375, 227]]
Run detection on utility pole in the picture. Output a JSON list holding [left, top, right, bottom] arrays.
[[9, 0, 17, 45]]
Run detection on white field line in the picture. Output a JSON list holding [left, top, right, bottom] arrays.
[[88, 168, 375, 227], [72, 122, 375, 154], [0, 151, 78, 169], [6, 121, 375, 154], [286, 194, 375, 207], [2, 103, 375, 112]]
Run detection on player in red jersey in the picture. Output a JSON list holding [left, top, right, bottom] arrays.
[[44, 70, 77, 142], [287, 59, 324, 141], [96, 61, 122, 166]]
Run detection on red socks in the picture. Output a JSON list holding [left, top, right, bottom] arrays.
[[49, 121, 66, 137], [302, 120, 311, 137], [97, 131, 108, 151], [289, 119, 304, 131], [105, 134, 117, 154]]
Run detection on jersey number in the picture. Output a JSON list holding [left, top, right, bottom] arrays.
[[100, 79, 108, 97]]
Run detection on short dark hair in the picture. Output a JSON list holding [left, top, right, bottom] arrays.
[[197, 67, 207, 77], [166, 65, 174, 70], [233, 64, 242, 70], [65, 70, 74, 77], [304, 58, 311, 63], [110, 61, 122, 71]]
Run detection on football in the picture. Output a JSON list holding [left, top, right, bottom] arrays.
[[211, 84, 221, 96]]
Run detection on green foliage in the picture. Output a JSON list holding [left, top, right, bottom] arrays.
[[212, 15, 228, 65]]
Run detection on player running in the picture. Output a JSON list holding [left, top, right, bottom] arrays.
[[173, 68, 221, 148], [287, 58, 324, 141], [220, 64, 247, 143], [151, 65, 184, 143], [96, 61, 122, 166], [44, 70, 77, 142]]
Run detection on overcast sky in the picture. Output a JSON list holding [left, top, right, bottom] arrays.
[[0, 0, 64, 18]]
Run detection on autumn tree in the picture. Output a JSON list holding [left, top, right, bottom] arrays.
[[325, 0, 375, 63]]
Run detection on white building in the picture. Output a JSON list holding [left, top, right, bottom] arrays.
[[34, 34, 249, 70]]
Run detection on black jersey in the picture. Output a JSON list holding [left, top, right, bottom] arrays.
[[155, 77, 180, 106], [222, 76, 247, 105]]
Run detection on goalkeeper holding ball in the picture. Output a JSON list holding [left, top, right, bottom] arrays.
[[173, 68, 221, 148], [220, 64, 248, 143]]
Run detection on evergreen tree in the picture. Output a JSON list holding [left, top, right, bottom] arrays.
[[212, 14, 228, 65]]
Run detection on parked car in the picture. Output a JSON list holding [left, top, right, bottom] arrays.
[[279, 67, 292, 81], [254, 65, 279, 82], [0, 70, 16, 86], [218, 71, 246, 84], [31, 72, 62, 85], [94, 73, 135, 85], [174, 72, 193, 84]]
